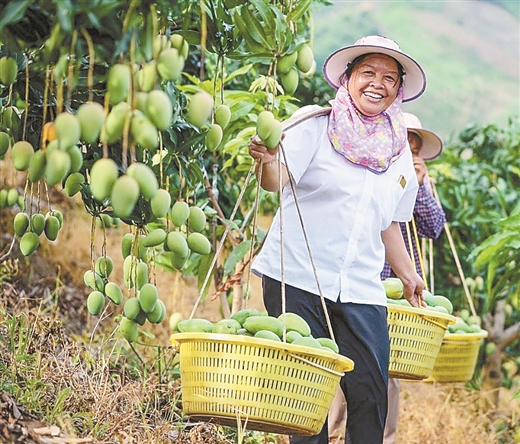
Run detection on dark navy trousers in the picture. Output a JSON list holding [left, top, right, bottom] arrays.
[[262, 275, 389, 444]]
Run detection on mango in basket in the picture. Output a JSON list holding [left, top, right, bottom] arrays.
[[278, 312, 311, 337], [243, 315, 283, 338], [254, 330, 282, 342], [317, 337, 340, 353], [231, 308, 263, 326], [291, 336, 322, 349], [422, 290, 435, 306], [214, 318, 241, 334], [177, 318, 215, 333], [382, 277, 404, 299], [432, 295, 453, 314], [285, 330, 303, 343]]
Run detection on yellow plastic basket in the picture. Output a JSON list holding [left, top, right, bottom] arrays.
[[428, 330, 488, 383], [170, 332, 354, 436], [387, 305, 455, 380]]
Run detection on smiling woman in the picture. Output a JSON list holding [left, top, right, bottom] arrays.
[[248, 35, 427, 444]]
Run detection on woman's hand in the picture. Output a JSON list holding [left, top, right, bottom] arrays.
[[248, 134, 282, 164], [412, 155, 427, 185]]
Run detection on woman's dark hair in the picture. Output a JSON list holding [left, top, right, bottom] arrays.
[[339, 53, 405, 87]]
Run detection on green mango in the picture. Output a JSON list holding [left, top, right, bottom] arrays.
[[150, 189, 171, 218], [177, 318, 215, 333], [138, 283, 158, 313], [44, 215, 60, 241], [54, 112, 80, 149], [170, 201, 190, 227], [13, 212, 30, 237], [278, 312, 311, 337], [146, 89, 173, 130], [20, 232, 40, 256], [104, 281, 123, 305], [77, 101, 105, 143], [110, 175, 140, 218], [126, 162, 158, 200], [11, 141, 34, 171], [119, 317, 139, 342], [254, 330, 281, 342], [45, 149, 71, 186], [187, 232, 211, 255], [188, 206, 206, 233], [87, 291, 105, 316], [243, 315, 283, 338]]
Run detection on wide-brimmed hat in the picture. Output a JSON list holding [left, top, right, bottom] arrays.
[[403, 112, 443, 160], [323, 35, 426, 102]]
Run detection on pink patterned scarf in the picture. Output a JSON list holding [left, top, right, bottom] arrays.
[[327, 85, 407, 173]]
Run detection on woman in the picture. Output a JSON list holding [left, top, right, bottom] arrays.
[[249, 35, 426, 444]]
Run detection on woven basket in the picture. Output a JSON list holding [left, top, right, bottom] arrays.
[[428, 330, 488, 383], [387, 305, 455, 380], [170, 332, 354, 436]]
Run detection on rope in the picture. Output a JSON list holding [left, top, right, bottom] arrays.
[[431, 182, 477, 317]]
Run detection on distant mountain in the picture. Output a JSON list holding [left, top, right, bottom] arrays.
[[310, 0, 520, 140]]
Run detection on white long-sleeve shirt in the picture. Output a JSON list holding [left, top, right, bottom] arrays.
[[252, 109, 418, 306]]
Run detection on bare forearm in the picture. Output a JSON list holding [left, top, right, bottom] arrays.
[[255, 159, 289, 191]]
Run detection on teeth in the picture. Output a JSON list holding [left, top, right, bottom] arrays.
[[364, 92, 383, 99]]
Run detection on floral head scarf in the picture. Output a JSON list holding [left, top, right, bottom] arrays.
[[327, 84, 408, 173]]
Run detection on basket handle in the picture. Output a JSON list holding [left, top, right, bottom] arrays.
[[417, 311, 451, 329], [286, 352, 346, 377]]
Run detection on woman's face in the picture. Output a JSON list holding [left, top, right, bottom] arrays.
[[347, 54, 400, 116]]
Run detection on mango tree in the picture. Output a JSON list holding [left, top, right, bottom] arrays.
[[429, 118, 520, 405], [0, 0, 321, 341]]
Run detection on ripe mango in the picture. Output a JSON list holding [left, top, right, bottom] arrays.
[[0, 131, 10, 156], [187, 232, 211, 255], [126, 162, 158, 200], [138, 283, 158, 313], [77, 101, 105, 143], [166, 231, 190, 258], [256, 110, 275, 141], [64, 172, 85, 197], [146, 89, 173, 130], [135, 61, 157, 92], [13, 212, 30, 237], [170, 34, 189, 59], [281, 68, 299, 95], [317, 337, 339, 353], [102, 101, 131, 144], [157, 47, 185, 82], [70, 144, 85, 174], [169, 312, 184, 331], [278, 312, 311, 337], [0, 56, 18, 85], [277, 52, 297, 74], [230, 308, 262, 326], [214, 318, 241, 335], [87, 290, 105, 316], [205, 123, 223, 150], [150, 188, 171, 218], [6, 188, 19, 207], [45, 149, 71, 186], [382, 277, 404, 299], [143, 228, 167, 247], [107, 64, 131, 105], [296, 44, 314, 73], [54, 112, 80, 149], [254, 330, 281, 342], [292, 336, 322, 349], [188, 206, 206, 233], [89, 158, 119, 201], [104, 281, 123, 305], [130, 110, 159, 150], [119, 317, 139, 342], [44, 215, 60, 241], [243, 315, 283, 338], [28, 150, 46, 182], [147, 299, 166, 324], [95, 255, 114, 278], [186, 91, 213, 128], [20, 231, 40, 256], [170, 201, 190, 227], [11, 141, 34, 171], [110, 175, 140, 218], [177, 318, 215, 333], [169, 251, 188, 270], [215, 104, 231, 129], [31, 213, 46, 235], [264, 119, 283, 150], [124, 297, 142, 320]]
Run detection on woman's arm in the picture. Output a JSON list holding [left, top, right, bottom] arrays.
[[382, 221, 425, 307]]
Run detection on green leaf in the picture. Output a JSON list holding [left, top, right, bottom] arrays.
[[223, 240, 252, 276], [0, 0, 31, 30], [55, 0, 73, 33], [287, 0, 313, 22]]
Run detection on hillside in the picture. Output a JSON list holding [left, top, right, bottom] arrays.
[[310, 0, 520, 140]]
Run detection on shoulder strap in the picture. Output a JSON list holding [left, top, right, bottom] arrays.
[[281, 107, 332, 131]]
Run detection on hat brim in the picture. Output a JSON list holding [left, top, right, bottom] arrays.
[[409, 128, 443, 160], [323, 45, 426, 103]]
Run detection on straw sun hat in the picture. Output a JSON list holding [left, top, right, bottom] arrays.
[[403, 112, 443, 160], [323, 35, 426, 102]]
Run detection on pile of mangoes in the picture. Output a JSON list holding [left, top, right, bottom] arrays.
[[448, 308, 483, 334], [171, 308, 340, 354], [383, 277, 454, 314]]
